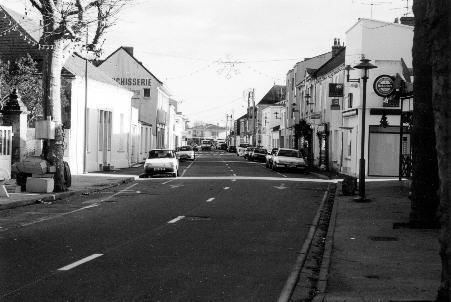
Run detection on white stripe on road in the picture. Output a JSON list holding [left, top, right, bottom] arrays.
[[21, 204, 100, 227], [181, 160, 195, 177], [231, 179, 237, 182], [224, 187, 230, 190], [58, 254, 103, 271], [168, 216, 185, 224], [206, 197, 215, 202]]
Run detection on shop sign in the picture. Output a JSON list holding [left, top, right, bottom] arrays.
[[329, 83, 344, 97], [330, 99, 340, 110], [373, 75, 395, 97], [317, 124, 328, 134]]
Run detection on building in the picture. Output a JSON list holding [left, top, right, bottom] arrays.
[[96, 46, 171, 160], [185, 123, 227, 145], [342, 18, 414, 177], [0, 5, 134, 174]]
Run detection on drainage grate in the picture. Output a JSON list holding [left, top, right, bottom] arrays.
[[368, 236, 398, 241], [185, 216, 211, 221]]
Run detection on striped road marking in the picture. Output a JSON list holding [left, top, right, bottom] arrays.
[[168, 216, 185, 224], [206, 197, 215, 202], [58, 254, 103, 271]]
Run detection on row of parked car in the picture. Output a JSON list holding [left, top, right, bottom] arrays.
[[238, 145, 309, 173]]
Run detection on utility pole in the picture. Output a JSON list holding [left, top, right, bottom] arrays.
[[247, 90, 251, 144], [251, 88, 256, 146]]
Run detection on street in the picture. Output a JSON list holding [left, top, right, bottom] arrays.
[[1, 151, 330, 302]]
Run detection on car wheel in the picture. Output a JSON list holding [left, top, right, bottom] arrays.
[[265, 162, 269, 168], [272, 164, 277, 171], [176, 169, 180, 176]]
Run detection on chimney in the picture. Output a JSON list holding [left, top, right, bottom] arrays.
[[122, 46, 134, 57], [332, 38, 344, 57], [400, 16, 414, 27]]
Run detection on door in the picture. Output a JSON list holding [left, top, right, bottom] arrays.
[[368, 126, 401, 176], [0, 126, 13, 179], [98, 110, 112, 168]]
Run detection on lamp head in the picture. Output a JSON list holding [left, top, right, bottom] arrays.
[[353, 58, 377, 78]]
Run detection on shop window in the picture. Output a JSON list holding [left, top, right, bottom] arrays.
[[143, 88, 151, 98]]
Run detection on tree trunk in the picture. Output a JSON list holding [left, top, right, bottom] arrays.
[[427, 0, 451, 299], [42, 40, 67, 192], [410, 0, 440, 228]]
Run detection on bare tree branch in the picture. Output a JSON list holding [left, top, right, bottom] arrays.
[[29, 0, 43, 13]]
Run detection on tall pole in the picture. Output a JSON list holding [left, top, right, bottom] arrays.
[[358, 74, 368, 200], [252, 88, 256, 146], [83, 28, 88, 173]]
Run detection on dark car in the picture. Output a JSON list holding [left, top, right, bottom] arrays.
[[219, 143, 228, 150], [227, 145, 237, 153], [250, 148, 268, 162]]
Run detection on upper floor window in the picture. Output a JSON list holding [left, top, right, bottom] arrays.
[[144, 88, 151, 98]]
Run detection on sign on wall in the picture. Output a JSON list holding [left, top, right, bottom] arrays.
[[373, 75, 395, 97], [329, 83, 344, 97], [330, 99, 340, 110]]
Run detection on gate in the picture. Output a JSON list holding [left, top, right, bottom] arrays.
[[0, 126, 13, 179]]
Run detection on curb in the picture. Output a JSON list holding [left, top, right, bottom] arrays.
[[0, 177, 135, 211], [312, 186, 340, 302], [277, 184, 331, 302], [310, 172, 331, 180]]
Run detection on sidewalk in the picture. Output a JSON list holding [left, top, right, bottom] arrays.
[[314, 180, 441, 301], [0, 172, 137, 211]]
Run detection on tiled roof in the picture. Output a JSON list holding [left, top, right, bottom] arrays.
[[314, 47, 345, 77], [257, 85, 286, 106]]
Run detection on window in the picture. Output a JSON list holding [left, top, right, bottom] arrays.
[[119, 113, 124, 151], [348, 93, 353, 108], [144, 88, 151, 98], [132, 90, 140, 97]]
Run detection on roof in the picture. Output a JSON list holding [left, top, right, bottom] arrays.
[[346, 18, 414, 34], [0, 5, 125, 89], [314, 47, 346, 77], [257, 85, 286, 106], [64, 54, 126, 89], [98, 46, 163, 85], [236, 113, 248, 121], [293, 51, 332, 86]]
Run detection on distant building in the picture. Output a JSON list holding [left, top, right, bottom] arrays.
[[185, 123, 227, 145]]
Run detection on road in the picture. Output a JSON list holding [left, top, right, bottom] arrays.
[[0, 151, 330, 301]]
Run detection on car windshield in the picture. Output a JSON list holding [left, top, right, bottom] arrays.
[[148, 150, 175, 158], [277, 149, 300, 157], [179, 146, 192, 151], [246, 147, 254, 151], [254, 148, 267, 154]]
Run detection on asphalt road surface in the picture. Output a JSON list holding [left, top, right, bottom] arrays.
[[0, 151, 330, 302]]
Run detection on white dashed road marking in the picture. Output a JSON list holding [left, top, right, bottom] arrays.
[[224, 187, 230, 190], [168, 216, 185, 224], [206, 197, 215, 202], [58, 254, 103, 271]]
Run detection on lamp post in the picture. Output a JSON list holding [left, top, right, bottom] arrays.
[[346, 57, 377, 202]]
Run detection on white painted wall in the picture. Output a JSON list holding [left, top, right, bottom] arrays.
[[66, 76, 133, 174]]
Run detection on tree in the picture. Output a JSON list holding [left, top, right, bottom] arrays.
[[28, 0, 130, 192], [412, 0, 450, 300], [0, 55, 43, 125], [410, 0, 440, 228]]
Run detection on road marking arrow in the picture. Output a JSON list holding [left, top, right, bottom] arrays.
[[274, 183, 287, 190]]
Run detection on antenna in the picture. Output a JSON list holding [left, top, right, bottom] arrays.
[[359, 1, 392, 18]]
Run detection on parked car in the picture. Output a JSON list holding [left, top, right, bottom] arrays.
[[227, 145, 237, 153], [144, 149, 179, 177], [270, 148, 308, 172], [201, 140, 212, 151], [237, 143, 250, 156], [219, 143, 228, 150], [176, 145, 195, 161], [243, 146, 255, 159], [249, 148, 268, 162], [192, 144, 199, 152], [265, 148, 278, 168]]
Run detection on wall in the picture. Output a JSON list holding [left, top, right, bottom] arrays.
[[67, 75, 132, 174]]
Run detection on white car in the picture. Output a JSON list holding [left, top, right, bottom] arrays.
[[144, 149, 179, 177], [271, 148, 308, 172], [176, 146, 196, 161]]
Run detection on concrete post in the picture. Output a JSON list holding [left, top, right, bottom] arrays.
[[1, 89, 29, 163]]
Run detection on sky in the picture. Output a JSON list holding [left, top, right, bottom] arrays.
[[0, 0, 412, 126]]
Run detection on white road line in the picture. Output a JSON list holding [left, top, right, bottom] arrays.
[[168, 216, 185, 224], [224, 187, 230, 190], [21, 204, 100, 227], [276, 172, 288, 178], [181, 161, 195, 177], [206, 197, 215, 202], [58, 254, 103, 271], [231, 179, 237, 182], [233, 174, 237, 176], [82, 183, 138, 204]]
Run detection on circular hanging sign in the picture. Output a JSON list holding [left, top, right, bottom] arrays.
[[373, 75, 395, 97]]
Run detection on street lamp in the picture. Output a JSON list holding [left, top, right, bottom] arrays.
[[347, 57, 377, 202]]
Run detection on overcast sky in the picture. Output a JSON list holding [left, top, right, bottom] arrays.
[[0, 0, 411, 126]]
